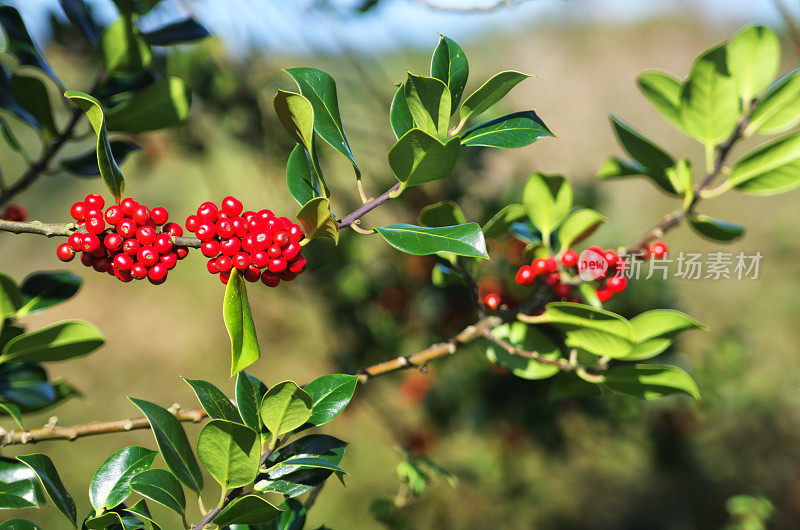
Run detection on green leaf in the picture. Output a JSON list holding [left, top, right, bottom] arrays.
[[212, 495, 283, 526], [419, 201, 466, 227], [637, 70, 684, 131], [83, 511, 130, 529], [16, 454, 76, 526], [630, 309, 704, 342], [0, 457, 41, 487], [286, 145, 320, 206], [458, 70, 530, 125], [123, 499, 162, 530], [260, 381, 312, 437], [296, 197, 338, 243], [483, 322, 561, 380], [390, 84, 413, 139], [64, 90, 125, 200], [548, 371, 601, 400], [184, 378, 242, 423], [303, 374, 358, 427], [197, 420, 260, 490], [128, 398, 203, 493], [128, 469, 185, 516], [60, 141, 140, 177], [10, 74, 58, 141], [603, 364, 700, 400], [141, 18, 209, 46], [105, 77, 191, 133], [689, 214, 745, 241], [0, 520, 39, 530], [679, 44, 739, 145], [577, 283, 602, 309], [375, 223, 488, 259], [285, 68, 359, 175], [17, 272, 81, 316], [522, 172, 572, 238], [0, 7, 57, 81], [223, 269, 260, 377], [727, 25, 780, 104], [607, 113, 677, 194], [388, 128, 461, 187], [255, 435, 347, 498], [274, 90, 315, 151], [60, 0, 101, 45], [596, 157, 648, 180], [0, 480, 39, 509], [270, 498, 306, 530], [0, 321, 104, 363], [534, 302, 635, 358], [431, 35, 469, 111], [0, 402, 22, 429], [0, 365, 79, 412], [111, 0, 162, 16], [0, 274, 22, 319], [235, 371, 267, 433], [89, 446, 158, 512], [557, 209, 606, 249], [666, 156, 693, 194], [461, 110, 553, 148], [482, 204, 525, 238], [403, 73, 450, 137], [747, 67, 800, 135], [269, 456, 348, 478], [100, 17, 151, 72], [729, 130, 800, 195]]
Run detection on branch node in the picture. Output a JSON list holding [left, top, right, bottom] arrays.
[[168, 403, 181, 414]]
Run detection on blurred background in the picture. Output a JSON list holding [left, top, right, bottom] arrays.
[[2, 0, 800, 528]]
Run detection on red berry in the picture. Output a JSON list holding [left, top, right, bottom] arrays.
[[130, 262, 148, 280], [82, 233, 100, 252], [531, 258, 549, 276], [545, 272, 560, 287], [123, 239, 140, 256], [251, 250, 269, 268], [258, 209, 274, 220], [84, 193, 104, 209], [607, 275, 628, 293], [221, 196, 243, 217], [113, 253, 133, 271], [242, 210, 256, 221], [56, 243, 74, 262], [136, 225, 157, 246], [216, 255, 233, 272], [280, 217, 292, 230], [266, 218, 281, 232], [241, 234, 256, 253], [154, 233, 173, 254], [150, 207, 168, 225], [232, 217, 248, 238], [268, 257, 287, 273], [113, 268, 133, 283], [207, 259, 220, 274], [586, 245, 604, 255], [253, 232, 271, 250], [148, 264, 168, 284], [164, 222, 183, 237], [650, 240, 668, 259], [515, 265, 536, 286], [545, 256, 558, 273], [104, 232, 123, 251], [70, 202, 86, 221], [201, 240, 221, 258], [561, 249, 578, 268], [288, 255, 307, 274], [216, 219, 235, 239], [68, 232, 84, 251], [288, 224, 304, 242], [197, 201, 218, 223], [553, 283, 572, 298], [267, 245, 281, 259], [596, 286, 613, 302], [175, 246, 189, 259], [80, 252, 95, 267], [159, 252, 178, 269], [484, 293, 501, 311], [603, 249, 618, 268], [219, 270, 231, 284], [120, 198, 138, 216], [104, 205, 123, 225], [117, 219, 137, 238], [273, 231, 289, 248], [85, 215, 105, 234], [243, 265, 261, 282], [195, 223, 216, 241], [260, 271, 280, 287], [185, 215, 199, 232], [132, 206, 150, 225], [283, 241, 301, 261], [137, 246, 159, 267], [220, 237, 241, 256], [233, 252, 251, 270], [92, 257, 111, 273], [2, 205, 25, 221]]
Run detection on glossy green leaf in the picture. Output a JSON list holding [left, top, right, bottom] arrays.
[[577, 283, 602, 309], [727, 25, 780, 104], [212, 495, 283, 526], [0, 274, 22, 318], [482, 204, 525, 238], [235, 371, 267, 433], [16, 454, 76, 526], [9, 74, 58, 141], [388, 128, 461, 187], [729, 131, 800, 195], [17, 272, 81, 316], [255, 435, 346, 498], [522, 172, 572, 237], [83, 511, 130, 529], [747, 67, 800, 135], [123, 499, 162, 530], [557, 209, 606, 249], [269, 498, 306, 530], [64, 90, 125, 200], [0, 402, 22, 429], [666, 156, 693, 194], [458, 70, 530, 125], [484, 322, 561, 380], [0, 520, 38, 530], [60, 141, 140, 177], [461, 110, 553, 148], [128, 469, 185, 516], [141, 18, 209, 45], [0, 480, 39, 509], [403, 73, 450, 137], [296, 197, 338, 243], [375, 223, 488, 259], [630, 309, 704, 342], [689, 214, 745, 241], [603, 364, 700, 400], [89, 446, 157, 511], [269, 456, 348, 478], [596, 157, 648, 180], [419, 201, 466, 228], [303, 374, 357, 427], [197, 420, 260, 489], [286, 145, 320, 206], [637, 70, 684, 131], [260, 381, 312, 437], [60, 0, 101, 45], [223, 269, 260, 377], [286, 68, 359, 175], [431, 35, 468, 111], [101, 17, 151, 72], [105, 77, 190, 133], [390, 84, 413, 139], [0, 321, 103, 363], [184, 378, 241, 423], [0, 7, 57, 80], [0, 457, 40, 485], [679, 44, 739, 145], [607, 113, 677, 194], [533, 302, 635, 358], [274, 90, 314, 151], [128, 398, 203, 493]]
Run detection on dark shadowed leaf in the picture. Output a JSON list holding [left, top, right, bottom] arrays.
[[212, 495, 283, 526], [16, 454, 76, 525], [9, 74, 58, 141], [255, 435, 347, 498], [129, 468, 185, 516], [60, 141, 140, 177], [689, 214, 745, 241], [637, 70, 684, 131], [142, 18, 209, 45], [419, 201, 466, 228], [106, 77, 191, 133], [100, 17, 152, 72], [0, 7, 58, 81], [286, 145, 320, 206], [18, 271, 81, 315], [483, 322, 561, 380], [184, 378, 241, 423], [235, 371, 267, 433], [59, 0, 100, 45], [482, 204, 525, 238]]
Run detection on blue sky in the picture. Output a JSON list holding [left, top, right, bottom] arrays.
[[5, 0, 789, 55]]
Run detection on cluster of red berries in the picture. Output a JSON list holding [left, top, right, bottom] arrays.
[[184, 196, 307, 286], [514, 254, 584, 301], [0, 204, 26, 221], [56, 194, 186, 284]]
